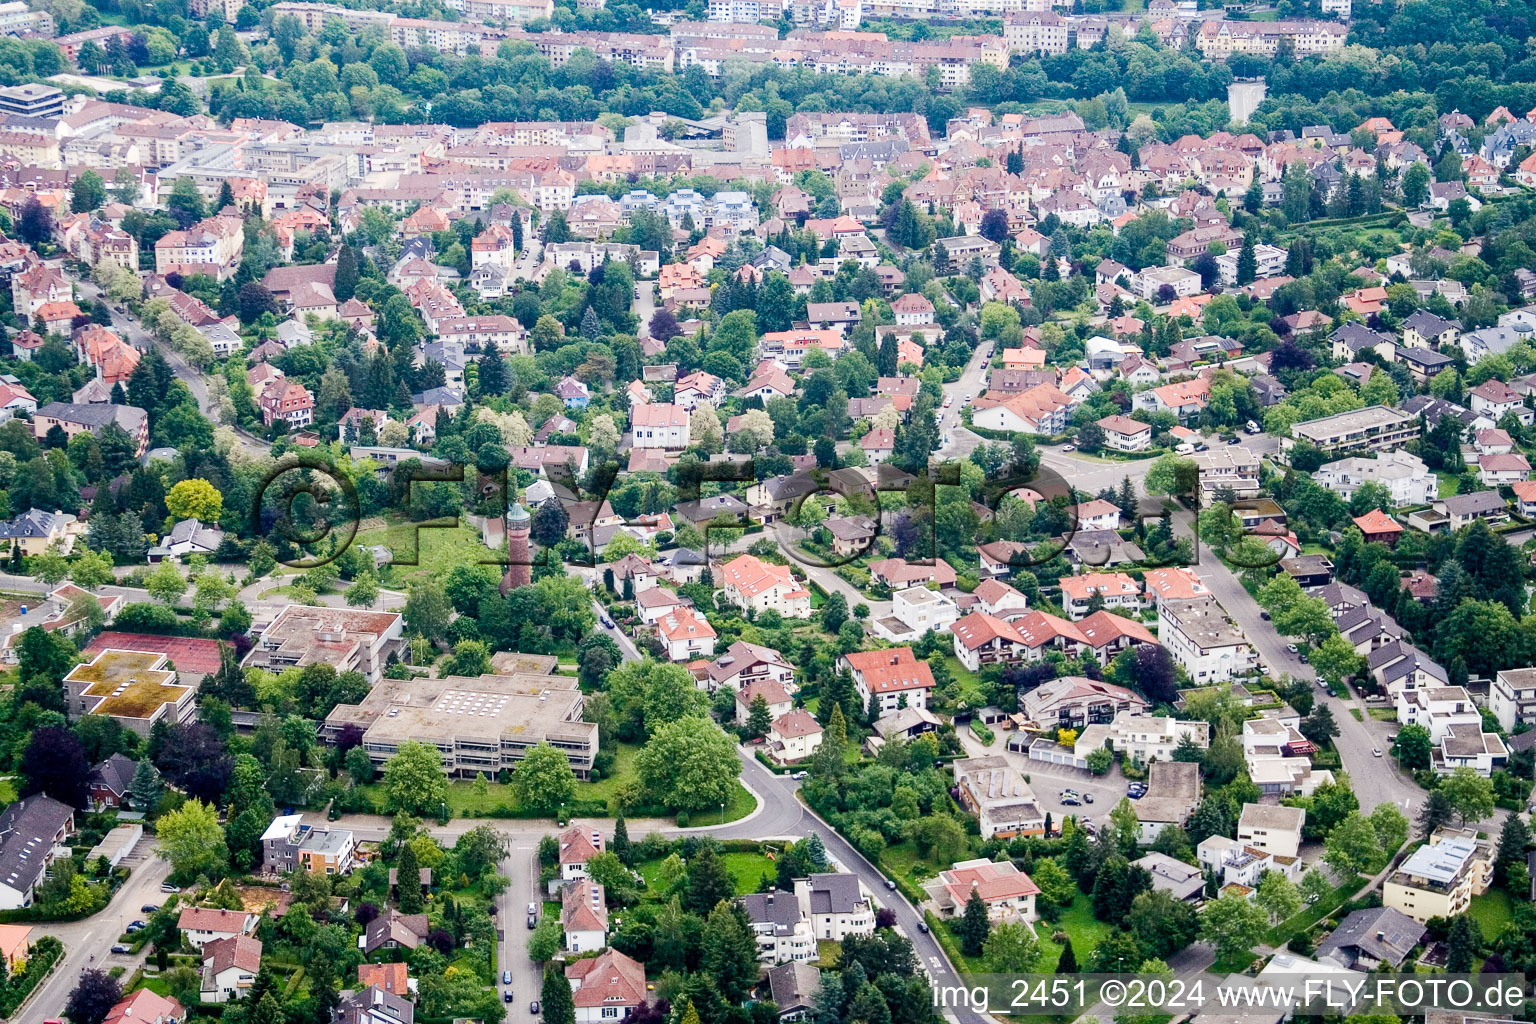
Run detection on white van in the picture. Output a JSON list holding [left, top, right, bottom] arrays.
[[1175, 442, 1196, 455]]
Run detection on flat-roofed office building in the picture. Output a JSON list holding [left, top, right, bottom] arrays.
[[323, 661, 598, 777]]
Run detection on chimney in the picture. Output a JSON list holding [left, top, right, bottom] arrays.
[[1377, 931, 1384, 942]]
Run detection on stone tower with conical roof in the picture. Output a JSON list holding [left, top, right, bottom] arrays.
[[500, 500, 531, 595]]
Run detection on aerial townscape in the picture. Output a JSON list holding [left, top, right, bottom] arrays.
[[2, 0, 1536, 1022]]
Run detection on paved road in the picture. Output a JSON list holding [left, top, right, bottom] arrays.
[[75, 278, 271, 458], [16, 841, 172, 1024], [496, 842, 542, 1021], [633, 282, 656, 339]]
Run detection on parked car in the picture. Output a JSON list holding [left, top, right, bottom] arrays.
[[129, 920, 146, 929], [1373, 748, 1383, 757], [1227, 436, 1242, 444], [140, 904, 158, 914], [883, 878, 897, 891], [1298, 652, 1309, 664], [503, 971, 512, 985], [527, 914, 537, 930], [1083, 793, 1094, 804], [1063, 443, 1076, 452], [504, 990, 514, 1003], [160, 884, 180, 894], [1286, 643, 1299, 654], [1260, 610, 1271, 620], [917, 921, 929, 933], [1061, 795, 1081, 806], [527, 902, 538, 915], [790, 771, 808, 780], [600, 616, 614, 629], [111, 945, 130, 954], [530, 1001, 541, 1015]]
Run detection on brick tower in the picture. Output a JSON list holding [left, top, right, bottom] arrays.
[[500, 500, 532, 595]]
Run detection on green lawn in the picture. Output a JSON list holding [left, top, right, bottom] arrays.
[[720, 851, 777, 893], [358, 743, 754, 823], [636, 849, 776, 896], [1034, 895, 1113, 968], [1470, 890, 1514, 938], [1435, 471, 1461, 498], [0, 777, 16, 806], [356, 519, 500, 585]]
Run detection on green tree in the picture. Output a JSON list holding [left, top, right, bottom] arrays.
[[684, 845, 736, 913], [1255, 870, 1302, 925], [702, 901, 759, 1002], [166, 478, 223, 522], [382, 741, 450, 817], [1394, 723, 1432, 770], [129, 758, 162, 811], [1324, 811, 1384, 876], [528, 914, 563, 961], [959, 888, 990, 956], [541, 962, 577, 1024], [1199, 891, 1267, 963], [512, 742, 577, 816], [983, 921, 1040, 972], [746, 694, 772, 739], [634, 717, 741, 812], [333, 244, 359, 303], [156, 799, 229, 881], [1437, 767, 1495, 825], [1402, 163, 1431, 208], [1369, 803, 1410, 857], [71, 170, 106, 213], [396, 840, 423, 914], [403, 579, 453, 644], [1446, 914, 1476, 973]]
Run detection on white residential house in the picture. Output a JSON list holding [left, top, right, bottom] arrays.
[[741, 890, 816, 964], [794, 873, 877, 940], [1237, 803, 1306, 859], [719, 554, 812, 618], [767, 709, 823, 764], [631, 402, 691, 449], [923, 859, 1039, 924], [557, 825, 604, 883], [1058, 572, 1142, 619], [1198, 834, 1304, 890], [951, 755, 1046, 839], [177, 908, 258, 951], [560, 880, 609, 954], [1490, 667, 1536, 732], [655, 608, 717, 661], [1158, 597, 1258, 683], [839, 647, 934, 718], [1315, 451, 1436, 506], [1078, 712, 1210, 764], [1396, 685, 1481, 742], [871, 586, 959, 642], [200, 936, 261, 1004]]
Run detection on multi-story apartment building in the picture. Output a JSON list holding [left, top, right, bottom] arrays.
[[1194, 18, 1347, 59], [1158, 597, 1258, 683], [1490, 667, 1536, 732], [1315, 451, 1436, 506], [1283, 406, 1419, 461], [243, 606, 404, 685], [1003, 12, 1068, 55], [1383, 831, 1490, 923]]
